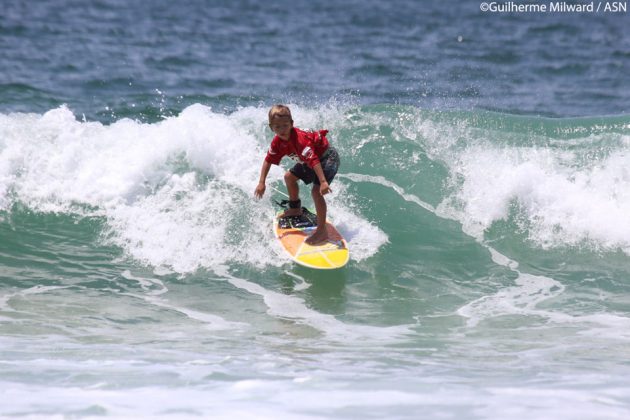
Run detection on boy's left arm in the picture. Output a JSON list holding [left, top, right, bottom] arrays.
[[312, 163, 331, 195]]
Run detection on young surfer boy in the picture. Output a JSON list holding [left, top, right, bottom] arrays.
[[254, 104, 339, 245]]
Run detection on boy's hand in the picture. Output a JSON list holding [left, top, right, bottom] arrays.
[[319, 181, 332, 195], [254, 182, 266, 199]]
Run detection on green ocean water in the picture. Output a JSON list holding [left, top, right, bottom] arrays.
[[2, 104, 630, 418]]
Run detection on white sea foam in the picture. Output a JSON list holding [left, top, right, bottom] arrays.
[[340, 172, 436, 213], [456, 272, 565, 327], [3, 380, 629, 420], [0, 105, 386, 272], [414, 114, 630, 252], [216, 266, 413, 342], [283, 271, 311, 291], [120, 270, 247, 331], [0, 285, 69, 312]]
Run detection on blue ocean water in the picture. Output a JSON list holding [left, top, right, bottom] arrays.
[[2, 1, 630, 418]]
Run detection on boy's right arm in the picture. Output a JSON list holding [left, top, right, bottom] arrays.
[[254, 160, 272, 199]]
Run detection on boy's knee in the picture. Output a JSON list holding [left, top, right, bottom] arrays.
[[284, 171, 297, 183]]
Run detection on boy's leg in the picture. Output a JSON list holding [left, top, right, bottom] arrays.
[[306, 185, 329, 245], [283, 170, 302, 217]]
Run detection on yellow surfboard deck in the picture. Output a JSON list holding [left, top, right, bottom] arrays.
[[274, 209, 349, 269]]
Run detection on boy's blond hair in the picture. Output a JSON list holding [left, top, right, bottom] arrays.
[[268, 104, 293, 123]]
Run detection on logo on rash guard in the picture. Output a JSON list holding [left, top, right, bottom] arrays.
[[301, 146, 314, 160]]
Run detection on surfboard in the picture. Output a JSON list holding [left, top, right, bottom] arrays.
[[274, 208, 349, 269]]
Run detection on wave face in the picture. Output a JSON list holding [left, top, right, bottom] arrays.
[[3, 104, 630, 418]]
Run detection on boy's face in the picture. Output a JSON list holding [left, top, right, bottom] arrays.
[[269, 116, 293, 140]]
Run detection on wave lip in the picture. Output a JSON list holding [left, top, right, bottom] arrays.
[[405, 109, 630, 253]]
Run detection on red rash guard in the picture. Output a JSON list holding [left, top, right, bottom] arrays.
[[265, 127, 330, 169]]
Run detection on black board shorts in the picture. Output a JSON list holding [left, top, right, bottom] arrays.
[[289, 147, 339, 186]]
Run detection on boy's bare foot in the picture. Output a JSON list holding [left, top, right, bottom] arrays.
[[282, 208, 302, 217], [305, 229, 328, 245]]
